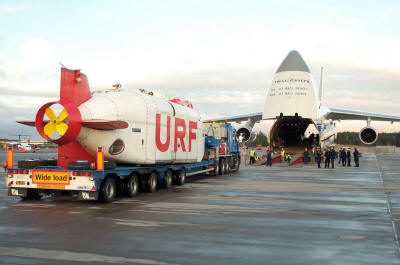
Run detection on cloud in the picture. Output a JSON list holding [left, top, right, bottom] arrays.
[[1, 15, 399, 138], [0, 3, 32, 14], [324, 6, 359, 25], [0, 37, 60, 97]]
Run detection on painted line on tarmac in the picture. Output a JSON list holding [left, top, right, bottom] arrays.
[[375, 159, 400, 254], [12, 203, 56, 208], [0, 246, 177, 265], [113, 218, 197, 228]]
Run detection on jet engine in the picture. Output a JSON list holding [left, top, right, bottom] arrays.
[[237, 125, 256, 143], [359, 126, 378, 144]]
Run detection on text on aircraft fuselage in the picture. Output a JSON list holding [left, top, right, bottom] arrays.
[[155, 114, 198, 152]]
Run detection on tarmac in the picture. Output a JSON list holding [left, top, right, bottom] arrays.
[[0, 151, 399, 264]]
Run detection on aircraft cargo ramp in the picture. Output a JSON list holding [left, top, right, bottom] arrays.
[[253, 153, 304, 167]]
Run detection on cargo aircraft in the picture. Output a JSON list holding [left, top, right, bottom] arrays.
[[208, 50, 400, 150]]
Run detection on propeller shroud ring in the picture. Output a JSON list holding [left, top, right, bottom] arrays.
[[35, 101, 82, 145]]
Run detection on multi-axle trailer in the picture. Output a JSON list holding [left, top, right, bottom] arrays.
[[5, 122, 240, 202]]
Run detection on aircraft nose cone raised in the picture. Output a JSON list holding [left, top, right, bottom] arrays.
[[276, 50, 310, 73]]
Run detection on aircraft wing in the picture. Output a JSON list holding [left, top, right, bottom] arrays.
[[203, 112, 263, 123], [325, 107, 400, 122]]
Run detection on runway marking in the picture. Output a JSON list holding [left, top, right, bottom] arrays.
[[338, 234, 366, 240], [68, 211, 83, 214], [13, 203, 56, 208], [113, 218, 197, 228], [375, 159, 400, 254], [129, 209, 209, 216], [0, 246, 177, 265]]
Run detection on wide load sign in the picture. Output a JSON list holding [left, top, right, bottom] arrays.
[[32, 170, 70, 189]]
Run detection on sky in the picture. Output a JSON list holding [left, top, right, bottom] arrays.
[[0, 0, 399, 140]]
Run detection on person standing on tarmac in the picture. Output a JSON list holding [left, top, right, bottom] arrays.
[[303, 148, 310, 164], [244, 147, 249, 165], [353, 148, 360, 167], [346, 148, 351, 167], [249, 148, 256, 165], [340, 148, 346, 167], [316, 146, 322, 168], [324, 149, 330, 168], [310, 147, 316, 165], [338, 147, 343, 165], [265, 146, 274, 167], [281, 147, 285, 162], [329, 146, 335, 169]]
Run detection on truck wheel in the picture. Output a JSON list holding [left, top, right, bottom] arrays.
[[219, 159, 225, 175], [127, 174, 139, 197], [146, 172, 157, 193], [100, 178, 116, 202], [177, 169, 186, 186], [163, 170, 173, 189]]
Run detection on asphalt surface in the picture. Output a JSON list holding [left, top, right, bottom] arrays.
[[0, 151, 399, 265]]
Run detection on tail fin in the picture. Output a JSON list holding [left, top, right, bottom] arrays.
[[59, 68, 92, 106], [262, 50, 318, 119], [58, 68, 94, 168]]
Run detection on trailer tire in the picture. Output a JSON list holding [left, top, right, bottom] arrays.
[[231, 154, 240, 173], [127, 174, 139, 197], [146, 172, 157, 193], [224, 159, 230, 173], [163, 170, 173, 189], [212, 161, 220, 176], [219, 158, 225, 175], [177, 169, 186, 186], [100, 178, 116, 202]]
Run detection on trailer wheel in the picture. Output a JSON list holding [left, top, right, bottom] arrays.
[[146, 172, 157, 193], [231, 154, 240, 173], [127, 174, 139, 197], [100, 178, 116, 202], [224, 159, 230, 174], [177, 169, 186, 186], [212, 161, 220, 176], [219, 158, 225, 175], [163, 170, 173, 189]]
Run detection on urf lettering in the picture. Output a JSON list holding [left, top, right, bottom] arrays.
[[155, 114, 197, 152]]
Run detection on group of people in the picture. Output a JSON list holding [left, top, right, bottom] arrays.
[[242, 147, 260, 165], [303, 146, 360, 168], [241, 145, 360, 168]]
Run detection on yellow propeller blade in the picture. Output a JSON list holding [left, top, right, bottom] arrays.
[[43, 107, 70, 137], [45, 108, 57, 121], [44, 121, 57, 136], [56, 122, 68, 136], [57, 109, 68, 122]]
